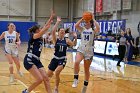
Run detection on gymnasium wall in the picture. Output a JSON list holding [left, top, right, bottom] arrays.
[[0, 0, 69, 24], [73, 0, 94, 18], [0, 21, 37, 42], [0, 0, 69, 42], [73, 0, 140, 38], [0, 0, 31, 21], [0, 0, 140, 40], [121, 0, 140, 38], [122, 11, 140, 38], [36, 0, 69, 26]]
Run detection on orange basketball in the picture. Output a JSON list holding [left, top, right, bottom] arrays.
[[82, 12, 93, 22]]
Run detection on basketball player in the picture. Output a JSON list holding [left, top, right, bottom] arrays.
[[47, 16, 77, 93], [22, 11, 54, 93], [72, 14, 100, 93], [0, 23, 23, 83]]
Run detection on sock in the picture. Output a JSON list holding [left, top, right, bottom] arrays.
[[74, 74, 79, 80], [84, 80, 88, 86]]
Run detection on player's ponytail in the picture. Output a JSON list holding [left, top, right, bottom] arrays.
[[65, 28, 69, 33], [28, 25, 40, 34], [90, 19, 94, 30]]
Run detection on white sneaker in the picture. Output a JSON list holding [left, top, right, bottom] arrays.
[[81, 86, 87, 93], [72, 79, 78, 88], [22, 89, 29, 93], [9, 74, 15, 83], [17, 71, 24, 77]]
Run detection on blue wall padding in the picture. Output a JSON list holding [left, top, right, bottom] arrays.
[[0, 21, 37, 42]]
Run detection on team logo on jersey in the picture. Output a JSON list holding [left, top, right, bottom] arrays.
[[7, 36, 15, 38], [83, 32, 92, 34]]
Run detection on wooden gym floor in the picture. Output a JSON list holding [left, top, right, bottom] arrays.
[[0, 43, 140, 93]]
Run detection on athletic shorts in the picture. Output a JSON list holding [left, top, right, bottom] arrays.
[[77, 45, 94, 60], [24, 54, 44, 70], [4, 45, 18, 57], [48, 58, 67, 71]]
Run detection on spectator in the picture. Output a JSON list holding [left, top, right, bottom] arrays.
[[125, 28, 134, 61], [136, 36, 140, 57], [46, 32, 54, 48]]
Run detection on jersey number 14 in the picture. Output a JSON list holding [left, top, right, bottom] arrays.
[[84, 35, 90, 41]]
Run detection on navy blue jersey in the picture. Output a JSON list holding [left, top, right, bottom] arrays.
[[27, 34, 43, 57], [54, 38, 68, 57]]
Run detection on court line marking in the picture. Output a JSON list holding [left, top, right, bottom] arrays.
[[3, 48, 140, 81], [1, 47, 140, 81], [0, 76, 36, 93]]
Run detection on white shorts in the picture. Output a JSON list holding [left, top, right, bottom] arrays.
[[77, 45, 94, 60], [4, 45, 18, 57]]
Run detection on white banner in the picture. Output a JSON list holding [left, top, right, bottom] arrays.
[[106, 42, 119, 55], [94, 41, 106, 54]]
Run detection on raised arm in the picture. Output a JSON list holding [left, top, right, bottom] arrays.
[[0, 32, 5, 41], [75, 18, 83, 32], [66, 32, 77, 47], [93, 19, 100, 33], [33, 10, 54, 39], [52, 16, 61, 44], [45, 9, 55, 26]]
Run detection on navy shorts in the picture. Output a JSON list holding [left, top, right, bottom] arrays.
[[48, 58, 67, 71], [24, 54, 44, 70]]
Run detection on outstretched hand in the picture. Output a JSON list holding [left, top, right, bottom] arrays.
[[57, 16, 61, 22], [50, 9, 55, 17]]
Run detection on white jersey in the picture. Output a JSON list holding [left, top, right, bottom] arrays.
[[77, 27, 94, 60], [80, 27, 94, 47], [4, 31, 17, 46]]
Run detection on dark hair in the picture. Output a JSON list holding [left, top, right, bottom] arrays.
[[28, 25, 40, 34], [127, 28, 132, 36], [58, 27, 69, 33], [57, 27, 64, 32], [90, 20, 94, 30], [7, 22, 14, 27], [65, 28, 70, 33]]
